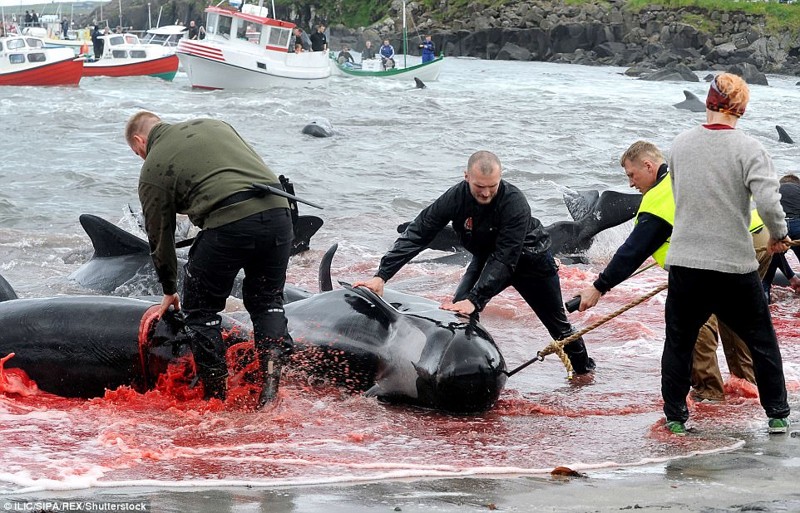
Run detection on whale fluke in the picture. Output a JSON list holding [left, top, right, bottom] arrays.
[[673, 90, 706, 112], [777, 125, 794, 144]]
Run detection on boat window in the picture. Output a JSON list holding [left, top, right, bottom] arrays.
[[124, 35, 138, 44], [28, 52, 46, 62], [267, 27, 290, 48], [236, 21, 248, 41], [112, 49, 128, 58], [0, 42, 3, 51], [7, 39, 25, 50], [26, 38, 43, 48], [130, 50, 146, 58], [110, 35, 125, 46], [246, 24, 262, 44], [217, 15, 232, 39], [9, 54, 25, 64], [206, 13, 218, 34]]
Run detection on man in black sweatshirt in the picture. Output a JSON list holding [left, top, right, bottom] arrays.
[[354, 150, 595, 374]]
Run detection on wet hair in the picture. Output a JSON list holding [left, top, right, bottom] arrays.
[[620, 140, 664, 167], [780, 174, 800, 185], [467, 150, 502, 176], [125, 111, 161, 146]]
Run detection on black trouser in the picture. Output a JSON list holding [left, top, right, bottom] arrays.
[[663, 266, 790, 423], [454, 252, 595, 374], [183, 208, 294, 399]]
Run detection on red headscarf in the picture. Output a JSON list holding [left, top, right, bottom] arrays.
[[706, 75, 746, 117]]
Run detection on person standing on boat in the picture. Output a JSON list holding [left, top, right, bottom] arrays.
[[379, 39, 395, 69], [125, 111, 295, 409], [61, 18, 70, 40], [662, 73, 791, 436], [188, 20, 199, 40], [419, 34, 435, 63], [91, 25, 104, 60], [353, 150, 597, 376], [310, 24, 327, 52], [24, 11, 32, 27], [362, 40, 376, 60], [290, 27, 311, 52]]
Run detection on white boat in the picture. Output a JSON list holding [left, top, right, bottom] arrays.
[[329, 1, 443, 82], [140, 25, 188, 49], [175, 3, 330, 90], [0, 34, 83, 86], [83, 32, 180, 80]]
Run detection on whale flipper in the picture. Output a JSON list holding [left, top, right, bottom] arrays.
[[673, 90, 706, 112], [293, 215, 324, 254], [339, 281, 401, 323], [777, 125, 794, 144]]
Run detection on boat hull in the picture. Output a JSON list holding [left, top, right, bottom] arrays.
[[333, 56, 443, 82], [82, 54, 179, 80], [177, 39, 330, 90], [0, 56, 83, 86]]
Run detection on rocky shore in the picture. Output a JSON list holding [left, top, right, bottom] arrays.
[[329, 0, 800, 83]]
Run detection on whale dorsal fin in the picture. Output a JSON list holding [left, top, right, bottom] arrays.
[[777, 125, 794, 144], [0, 273, 17, 302], [339, 281, 400, 323], [79, 214, 150, 258], [318, 243, 338, 292]]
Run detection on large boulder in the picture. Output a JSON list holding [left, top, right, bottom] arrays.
[[727, 62, 769, 86], [641, 62, 699, 82], [495, 42, 531, 60]]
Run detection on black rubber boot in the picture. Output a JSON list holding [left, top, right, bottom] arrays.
[[563, 337, 596, 375]]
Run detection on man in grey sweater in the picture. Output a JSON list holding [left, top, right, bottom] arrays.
[[663, 72, 791, 435]]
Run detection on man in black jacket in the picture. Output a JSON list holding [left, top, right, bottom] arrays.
[[309, 24, 327, 51], [354, 151, 595, 374]]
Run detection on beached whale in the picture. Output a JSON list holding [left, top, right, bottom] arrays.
[[0, 252, 507, 413], [398, 189, 642, 265], [673, 90, 706, 112], [69, 213, 320, 300], [301, 118, 334, 138]]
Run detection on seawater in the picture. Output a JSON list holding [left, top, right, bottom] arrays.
[[0, 59, 798, 495]]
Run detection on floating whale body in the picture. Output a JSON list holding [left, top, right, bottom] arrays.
[[301, 118, 334, 138]]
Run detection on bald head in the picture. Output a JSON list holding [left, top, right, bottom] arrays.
[[467, 150, 502, 176], [465, 151, 502, 205]]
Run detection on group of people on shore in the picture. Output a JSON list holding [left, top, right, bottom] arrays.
[[123, 71, 791, 435]]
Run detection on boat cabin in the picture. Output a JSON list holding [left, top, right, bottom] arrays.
[[141, 25, 188, 47], [100, 33, 148, 59], [0, 36, 48, 65], [203, 5, 294, 52]]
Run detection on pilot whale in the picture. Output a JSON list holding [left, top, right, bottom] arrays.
[[673, 90, 706, 112], [69, 213, 320, 300], [0, 247, 507, 413], [301, 118, 334, 138]]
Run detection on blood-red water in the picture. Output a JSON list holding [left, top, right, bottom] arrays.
[[1, 253, 797, 493]]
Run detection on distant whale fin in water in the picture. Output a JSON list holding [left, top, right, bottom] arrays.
[[673, 90, 706, 112], [0, 274, 17, 303], [396, 221, 462, 252], [79, 214, 150, 257], [414, 77, 426, 89], [319, 243, 338, 292], [777, 125, 794, 144]]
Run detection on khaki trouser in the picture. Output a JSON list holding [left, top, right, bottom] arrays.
[[690, 229, 768, 399]]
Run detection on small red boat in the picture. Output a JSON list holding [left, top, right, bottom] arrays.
[[0, 34, 83, 86], [83, 33, 179, 80]]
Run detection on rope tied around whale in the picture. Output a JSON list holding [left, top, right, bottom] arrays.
[[504, 282, 669, 378]]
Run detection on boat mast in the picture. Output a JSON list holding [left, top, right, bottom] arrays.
[[402, 0, 407, 68]]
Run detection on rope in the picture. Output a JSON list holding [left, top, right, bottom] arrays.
[[504, 282, 668, 378]]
